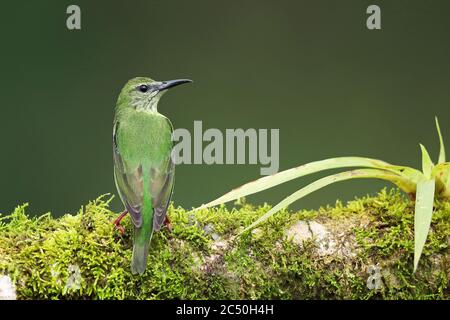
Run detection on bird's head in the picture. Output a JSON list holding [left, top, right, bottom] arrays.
[[117, 77, 192, 112]]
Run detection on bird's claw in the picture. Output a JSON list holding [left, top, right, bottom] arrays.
[[114, 223, 126, 235], [113, 210, 128, 235], [164, 216, 173, 232]]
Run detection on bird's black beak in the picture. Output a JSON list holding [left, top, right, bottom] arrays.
[[157, 79, 193, 91]]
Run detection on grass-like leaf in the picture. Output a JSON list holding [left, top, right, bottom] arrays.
[[420, 144, 434, 179], [195, 157, 422, 210], [435, 117, 446, 164], [413, 179, 435, 272], [241, 168, 416, 234]]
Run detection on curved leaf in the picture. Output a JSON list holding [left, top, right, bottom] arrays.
[[420, 144, 434, 179], [435, 117, 446, 164], [194, 157, 422, 210], [240, 168, 417, 234]]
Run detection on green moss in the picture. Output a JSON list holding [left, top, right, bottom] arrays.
[[0, 189, 448, 300]]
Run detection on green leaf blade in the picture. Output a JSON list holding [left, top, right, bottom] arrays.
[[435, 117, 446, 164], [432, 163, 450, 197], [240, 168, 417, 234], [194, 157, 421, 210], [413, 179, 435, 272], [420, 144, 434, 179]]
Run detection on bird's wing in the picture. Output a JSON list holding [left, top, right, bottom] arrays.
[[113, 121, 144, 227], [113, 121, 174, 230], [151, 158, 175, 231]]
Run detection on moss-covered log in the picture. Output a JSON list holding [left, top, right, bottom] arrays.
[[0, 189, 448, 299]]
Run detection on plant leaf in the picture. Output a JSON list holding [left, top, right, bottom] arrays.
[[420, 144, 434, 179], [194, 157, 422, 210], [435, 117, 446, 164], [432, 163, 450, 197], [240, 168, 417, 234], [413, 178, 435, 272]]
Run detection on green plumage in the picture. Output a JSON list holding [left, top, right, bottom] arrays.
[[113, 76, 191, 274]]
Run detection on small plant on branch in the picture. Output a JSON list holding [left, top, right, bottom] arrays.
[[194, 117, 449, 272]]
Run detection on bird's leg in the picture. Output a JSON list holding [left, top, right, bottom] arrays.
[[164, 215, 173, 232], [113, 210, 128, 235]]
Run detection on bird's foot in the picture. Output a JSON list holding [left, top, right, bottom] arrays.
[[164, 216, 173, 232], [113, 210, 128, 235]]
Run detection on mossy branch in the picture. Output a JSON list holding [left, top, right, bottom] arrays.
[[0, 189, 448, 300]]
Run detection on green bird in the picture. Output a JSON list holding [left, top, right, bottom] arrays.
[[113, 76, 192, 274]]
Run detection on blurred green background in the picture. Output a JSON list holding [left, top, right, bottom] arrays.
[[1, 0, 450, 217]]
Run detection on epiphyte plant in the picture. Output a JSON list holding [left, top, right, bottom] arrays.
[[195, 117, 449, 272]]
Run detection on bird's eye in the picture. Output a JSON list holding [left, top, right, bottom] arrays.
[[138, 84, 149, 93]]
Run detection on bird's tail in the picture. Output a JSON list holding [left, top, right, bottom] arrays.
[[131, 226, 153, 275], [131, 169, 154, 275]]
